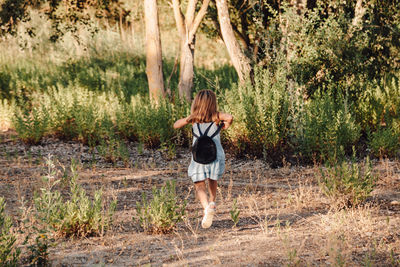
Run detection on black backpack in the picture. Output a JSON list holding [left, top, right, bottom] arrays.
[[191, 122, 223, 164]]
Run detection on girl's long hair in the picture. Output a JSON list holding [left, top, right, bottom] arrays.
[[187, 90, 220, 124]]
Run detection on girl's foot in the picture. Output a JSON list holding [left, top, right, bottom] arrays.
[[201, 202, 216, 228]]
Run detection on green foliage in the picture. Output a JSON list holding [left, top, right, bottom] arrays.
[[97, 128, 130, 165], [230, 198, 240, 228], [34, 158, 117, 238], [319, 157, 376, 209], [0, 197, 20, 267], [223, 68, 290, 162], [13, 105, 50, 145], [135, 180, 186, 234], [368, 126, 400, 158], [0, 0, 27, 36], [132, 100, 175, 148], [296, 92, 361, 162], [27, 232, 51, 267], [356, 76, 400, 131]]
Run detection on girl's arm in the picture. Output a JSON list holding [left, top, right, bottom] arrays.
[[219, 112, 233, 129], [173, 117, 190, 129]]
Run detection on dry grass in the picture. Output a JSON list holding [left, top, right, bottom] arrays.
[[0, 133, 399, 266]]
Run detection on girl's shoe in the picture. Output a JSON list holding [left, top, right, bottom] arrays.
[[201, 202, 216, 228]]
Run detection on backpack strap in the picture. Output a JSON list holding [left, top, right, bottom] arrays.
[[192, 128, 199, 138], [210, 123, 223, 138], [203, 122, 214, 136], [192, 123, 202, 138]]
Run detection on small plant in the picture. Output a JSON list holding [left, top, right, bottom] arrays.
[[34, 158, 117, 238], [368, 126, 400, 158], [230, 198, 240, 227], [13, 106, 50, 145], [136, 180, 186, 234], [27, 232, 51, 266], [97, 136, 130, 165], [0, 197, 20, 267], [319, 157, 376, 209]]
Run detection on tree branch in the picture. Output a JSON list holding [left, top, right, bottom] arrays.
[[188, 0, 211, 44], [231, 23, 249, 50], [172, 0, 186, 36], [185, 0, 198, 28]]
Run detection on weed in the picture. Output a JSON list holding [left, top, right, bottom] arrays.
[[136, 180, 186, 234], [33, 157, 117, 238], [319, 157, 376, 209], [230, 198, 240, 227], [97, 137, 130, 165], [13, 105, 50, 145], [390, 249, 400, 266], [368, 126, 400, 158], [0, 198, 20, 267], [27, 232, 51, 266]]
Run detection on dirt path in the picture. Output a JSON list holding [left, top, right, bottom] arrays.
[[1, 133, 400, 266]]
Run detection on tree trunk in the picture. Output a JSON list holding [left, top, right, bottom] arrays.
[[215, 0, 251, 83], [144, 0, 165, 103], [178, 40, 195, 102], [172, 0, 211, 102]]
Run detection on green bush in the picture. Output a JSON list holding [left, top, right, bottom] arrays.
[[136, 180, 186, 234], [222, 68, 290, 160], [0, 198, 20, 267], [27, 232, 51, 267], [296, 92, 361, 162], [356, 76, 400, 132], [34, 159, 117, 238], [368, 126, 400, 158], [97, 122, 130, 165], [319, 157, 376, 209], [13, 105, 50, 144], [132, 99, 176, 148]]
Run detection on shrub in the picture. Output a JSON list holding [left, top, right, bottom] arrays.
[[132, 99, 175, 148], [368, 126, 400, 158], [27, 232, 51, 266], [319, 157, 376, 209], [296, 92, 361, 162], [13, 105, 50, 144], [34, 158, 117, 238], [43, 86, 122, 144], [136, 180, 186, 234], [356, 76, 400, 132], [0, 197, 20, 267], [97, 133, 130, 165], [230, 198, 240, 228], [222, 68, 290, 161]]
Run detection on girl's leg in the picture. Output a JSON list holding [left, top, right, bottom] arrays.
[[194, 181, 208, 210], [208, 178, 218, 207]]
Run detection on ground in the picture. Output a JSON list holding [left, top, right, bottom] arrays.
[[1, 131, 400, 266]]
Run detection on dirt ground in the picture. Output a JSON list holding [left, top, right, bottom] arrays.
[[1, 131, 400, 266]]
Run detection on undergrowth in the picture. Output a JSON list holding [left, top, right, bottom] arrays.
[[136, 180, 186, 234], [33, 157, 117, 238]]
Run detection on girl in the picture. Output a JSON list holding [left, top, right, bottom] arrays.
[[173, 90, 233, 228]]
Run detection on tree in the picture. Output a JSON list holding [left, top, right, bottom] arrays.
[[172, 0, 211, 102], [144, 0, 165, 103], [215, 0, 251, 83]]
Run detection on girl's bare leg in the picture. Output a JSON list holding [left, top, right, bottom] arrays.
[[194, 181, 208, 210], [208, 179, 218, 207]]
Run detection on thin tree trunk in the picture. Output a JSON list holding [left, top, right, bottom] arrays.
[[144, 0, 165, 103], [215, 0, 251, 83], [178, 40, 195, 102], [172, 0, 211, 102]]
